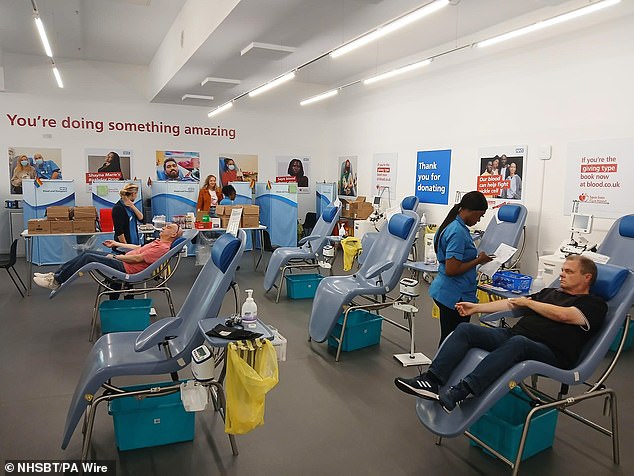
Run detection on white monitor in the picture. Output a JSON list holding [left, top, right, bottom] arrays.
[[372, 196, 382, 206], [570, 212, 593, 234]]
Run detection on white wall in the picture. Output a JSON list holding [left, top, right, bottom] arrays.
[[324, 12, 634, 274]]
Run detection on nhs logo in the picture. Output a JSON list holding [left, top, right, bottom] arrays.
[[515, 147, 524, 154]]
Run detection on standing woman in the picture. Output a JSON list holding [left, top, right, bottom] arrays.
[[429, 191, 492, 345], [197, 175, 222, 214], [112, 183, 144, 245]]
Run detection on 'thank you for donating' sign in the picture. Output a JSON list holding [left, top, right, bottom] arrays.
[[563, 138, 632, 218], [415, 150, 451, 205]]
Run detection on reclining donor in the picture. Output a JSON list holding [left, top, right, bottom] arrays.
[[395, 255, 607, 411], [33, 223, 183, 290]]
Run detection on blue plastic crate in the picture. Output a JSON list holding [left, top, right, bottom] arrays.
[[286, 273, 324, 299], [469, 387, 558, 462], [108, 382, 195, 451], [609, 323, 633, 352], [99, 298, 152, 334], [328, 309, 383, 352], [492, 271, 533, 294]]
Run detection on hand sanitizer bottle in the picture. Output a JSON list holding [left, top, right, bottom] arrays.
[[241, 289, 258, 322], [530, 269, 545, 294], [339, 223, 346, 238]]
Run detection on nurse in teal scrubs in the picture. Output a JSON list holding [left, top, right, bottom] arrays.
[[429, 191, 492, 345]]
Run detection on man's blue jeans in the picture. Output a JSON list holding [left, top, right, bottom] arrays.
[[54, 251, 125, 284], [429, 323, 559, 396]]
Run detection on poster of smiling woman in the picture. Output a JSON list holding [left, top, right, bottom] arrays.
[[8, 146, 62, 195]]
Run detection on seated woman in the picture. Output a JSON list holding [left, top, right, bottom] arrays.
[[33, 224, 183, 290], [220, 185, 237, 205], [10, 155, 36, 194]]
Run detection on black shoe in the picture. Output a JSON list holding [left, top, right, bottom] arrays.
[[439, 381, 471, 412], [394, 372, 440, 399]]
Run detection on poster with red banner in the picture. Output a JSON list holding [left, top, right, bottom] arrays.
[[276, 156, 311, 193], [371, 153, 397, 202], [85, 148, 132, 184], [477, 145, 526, 206]]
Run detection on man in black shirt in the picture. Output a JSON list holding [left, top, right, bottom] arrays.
[[395, 255, 607, 411]]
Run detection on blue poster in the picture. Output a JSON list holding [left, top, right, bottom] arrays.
[[415, 150, 451, 205]]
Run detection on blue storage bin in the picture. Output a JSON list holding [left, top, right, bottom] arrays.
[[99, 298, 152, 334], [108, 382, 195, 451], [609, 323, 633, 352], [469, 387, 558, 462], [286, 273, 324, 299], [328, 309, 383, 352], [492, 271, 533, 294]]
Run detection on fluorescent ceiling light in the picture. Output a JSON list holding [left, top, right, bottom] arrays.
[[476, 0, 621, 48], [364, 58, 432, 85], [207, 102, 233, 118], [181, 94, 214, 101], [330, 0, 449, 58], [52, 66, 63, 88], [248, 72, 295, 98], [34, 16, 53, 58], [201, 77, 241, 87], [300, 89, 339, 106]]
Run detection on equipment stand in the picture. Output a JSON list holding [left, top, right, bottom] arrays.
[[392, 302, 431, 367]]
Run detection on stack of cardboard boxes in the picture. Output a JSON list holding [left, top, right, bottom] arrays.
[[27, 206, 98, 234], [340, 196, 373, 220], [215, 205, 260, 228]]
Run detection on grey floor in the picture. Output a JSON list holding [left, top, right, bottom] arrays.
[[1, 251, 633, 476]]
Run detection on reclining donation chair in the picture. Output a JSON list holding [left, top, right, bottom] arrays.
[[309, 211, 419, 361], [61, 230, 246, 459], [597, 214, 634, 270], [50, 229, 198, 341], [263, 204, 341, 302], [415, 263, 634, 475]]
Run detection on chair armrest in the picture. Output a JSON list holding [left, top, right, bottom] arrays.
[[363, 261, 394, 280], [479, 309, 525, 323], [298, 235, 321, 245], [135, 317, 183, 352]]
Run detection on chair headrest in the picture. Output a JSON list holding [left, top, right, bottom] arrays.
[[498, 205, 521, 223], [322, 205, 338, 223], [388, 214, 415, 240], [212, 233, 241, 272], [401, 196, 418, 211], [618, 215, 634, 238], [591, 263, 630, 300], [170, 237, 186, 249]]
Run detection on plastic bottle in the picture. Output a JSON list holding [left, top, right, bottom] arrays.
[[339, 223, 347, 237], [241, 289, 258, 322], [420, 212, 427, 230], [530, 269, 545, 293]]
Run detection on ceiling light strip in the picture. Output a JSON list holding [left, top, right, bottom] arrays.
[[476, 0, 621, 48], [52, 65, 63, 88], [364, 58, 432, 85], [208, 102, 233, 118], [330, 0, 450, 58], [34, 16, 53, 57], [248, 72, 295, 98], [300, 89, 339, 106]]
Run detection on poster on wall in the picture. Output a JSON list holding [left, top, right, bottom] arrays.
[[85, 148, 132, 184], [477, 145, 526, 205], [156, 150, 200, 182], [415, 150, 451, 205], [338, 156, 358, 197], [218, 154, 258, 187], [276, 156, 311, 194], [371, 153, 397, 202], [8, 146, 62, 195], [563, 138, 631, 218]]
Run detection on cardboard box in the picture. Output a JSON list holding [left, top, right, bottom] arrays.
[[73, 219, 96, 233], [28, 218, 51, 234], [46, 206, 72, 220], [49, 220, 74, 234], [349, 201, 373, 220], [241, 205, 260, 228], [73, 206, 98, 219], [340, 196, 366, 218]]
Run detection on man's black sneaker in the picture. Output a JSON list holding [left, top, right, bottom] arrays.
[[394, 373, 440, 399], [439, 381, 471, 412]]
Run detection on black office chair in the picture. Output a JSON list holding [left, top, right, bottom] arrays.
[[255, 230, 280, 269], [1, 239, 27, 297], [302, 212, 318, 238]]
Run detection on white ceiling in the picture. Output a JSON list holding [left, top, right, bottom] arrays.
[[0, 0, 627, 109]]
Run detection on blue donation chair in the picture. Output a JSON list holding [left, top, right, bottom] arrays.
[[415, 263, 634, 475], [309, 211, 419, 361], [61, 230, 246, 459], [49, 229, 198, 341], [263, 204, 341, 303], [597, 214, 634, 270], [358, 196, 420, 266]]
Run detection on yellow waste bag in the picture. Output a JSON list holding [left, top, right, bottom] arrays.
[[341, 236, 362, 271], [431, 302, 440, 319], [225, 339, 279, 434]]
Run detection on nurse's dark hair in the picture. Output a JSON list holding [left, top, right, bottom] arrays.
[[434, 191, 488, 253]]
